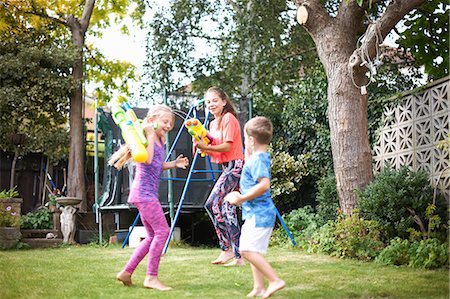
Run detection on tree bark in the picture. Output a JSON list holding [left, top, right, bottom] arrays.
[[327, 62, 373, 215], [67, 19, 86, 210], [316, 25, 373, 215], [66, 0, 95, 211]]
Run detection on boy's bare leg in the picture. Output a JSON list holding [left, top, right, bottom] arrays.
[[241, 251, 285, 299], [116, 270, 132, 286], [246, 264, 265, 297], [143, 275, 172, 291], [211, 249, 234, 264]]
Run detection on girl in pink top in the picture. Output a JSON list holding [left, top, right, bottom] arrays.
[[114, 104, 189, 291], [195, 86, 245, 266]]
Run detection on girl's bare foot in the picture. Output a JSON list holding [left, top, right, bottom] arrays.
[[262, 279, 285, 299], [116, 270, 132, 286], [143, 275, 172, 291], [211, 250, 234, 264], [224, 257, 246, 267], [246, 288, 265, 297]]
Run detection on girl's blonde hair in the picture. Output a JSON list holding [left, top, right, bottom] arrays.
[[147, 104, 174, 129], [108, 104, 174, 169]]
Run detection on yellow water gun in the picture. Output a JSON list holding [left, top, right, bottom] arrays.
[[185, 118, 213, 157], [110, 97, 148, 163]]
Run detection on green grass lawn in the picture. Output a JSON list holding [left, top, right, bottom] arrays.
[[0, 244, 448, 299]]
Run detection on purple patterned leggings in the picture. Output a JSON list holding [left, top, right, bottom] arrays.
[[204, 159, 243, 259], [124, 201, 169, 276]]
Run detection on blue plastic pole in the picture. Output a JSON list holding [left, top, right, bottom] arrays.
[[163, 149, 201, 253], [275, 208, 297, 246], [121, 211, 141, 249]]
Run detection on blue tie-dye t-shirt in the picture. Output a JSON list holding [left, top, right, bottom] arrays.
[[240, 152, 276, 227]]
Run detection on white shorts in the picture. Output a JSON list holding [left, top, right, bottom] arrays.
[[239, 216, 273, 254]]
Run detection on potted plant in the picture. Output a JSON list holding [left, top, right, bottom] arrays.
[[0, 186, 22, 249]]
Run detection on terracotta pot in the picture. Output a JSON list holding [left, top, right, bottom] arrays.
[[0, 227, 21, 249]]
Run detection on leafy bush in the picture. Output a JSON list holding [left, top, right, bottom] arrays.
[[20, 209, 52, 229], [316, 173, 339, 224], [331, 211, 386, 260], [270, 149, 309, 212], [357, 166, 446, 240], [307, 222, 336, 255], [377, 237, 449, 269], [309, 211, 385, 261], [270, 206, 321, 248], [408, 238, 449, 269]]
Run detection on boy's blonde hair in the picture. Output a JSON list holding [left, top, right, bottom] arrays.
[[244, 116, 273, 145], [108, 104, 174, 169]]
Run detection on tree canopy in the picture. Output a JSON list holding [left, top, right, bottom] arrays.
[[141, 0, 315, 121], [0, 27, 75, 161]]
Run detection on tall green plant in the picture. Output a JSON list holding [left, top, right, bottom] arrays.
[[270, 149, 309, 213], [357, 166, 447, 240], [316, 173, 339, 224]]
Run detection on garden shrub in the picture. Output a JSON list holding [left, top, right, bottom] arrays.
[[357, 166, 447, 240], [20, 208, 52, 229], [270, 149, 309, 213], [316, 172, 339, 224], [307, 222, 336, 255], [331, 211, 385, 260], [375, 237, 411, 266], [308, 211, 385, 260], [377, 237, 449, 269], [270, 206, 321, 248], [408, 238, 449, 269]]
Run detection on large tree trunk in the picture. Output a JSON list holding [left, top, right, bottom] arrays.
[[67, 18, 86, 211], [327, 62, 373, 215], [65, 1, 95, 212], [313, 24, 373, 215]]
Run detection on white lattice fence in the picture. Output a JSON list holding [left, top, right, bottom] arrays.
[[373, 76, 450, 200]]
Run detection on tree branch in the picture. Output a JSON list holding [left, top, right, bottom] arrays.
[[295, 0, 334, 36], [361, 0, 385, 10], [80, 0, 95, 32], [406, 206, 427, 238], [337, 0, 365, 33], [191, 34, 223, 41], [349, 0, 427, 76], [22, 10, 68, 26]]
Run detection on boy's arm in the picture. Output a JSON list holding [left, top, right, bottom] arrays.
[[225, 177, 270, 205]]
